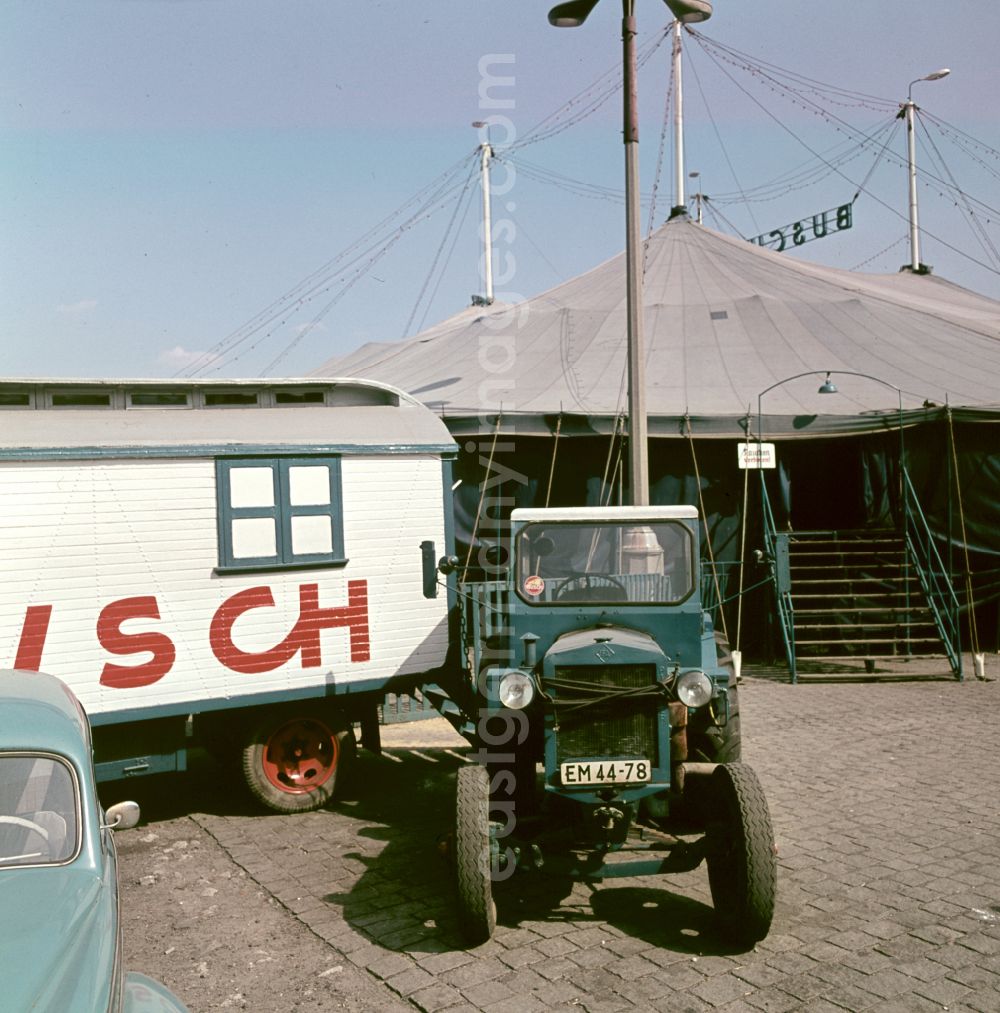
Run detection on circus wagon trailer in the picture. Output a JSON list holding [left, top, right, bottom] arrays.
[[0, 378, 458, 812]]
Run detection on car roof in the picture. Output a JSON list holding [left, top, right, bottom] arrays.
[[0, 670, 90, 759]]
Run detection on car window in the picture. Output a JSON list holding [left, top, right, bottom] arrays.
[[0, 754, 80, 867]]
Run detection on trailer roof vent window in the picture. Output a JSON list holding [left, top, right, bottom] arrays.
[[204, 390, 259, 407], [128, 390, 191, 408], [275, 390, 325, 405], [50, 391, 113, 408]]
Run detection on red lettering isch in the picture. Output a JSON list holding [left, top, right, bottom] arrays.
[[293, 581, 371, 665], [209, 581, 371, 675], [98, 596, 177, 689], [209, 586, 299, 675], [13, 605, 53, 671]]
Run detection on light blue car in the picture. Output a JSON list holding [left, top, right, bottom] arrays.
[[0, 669, 188, 1012]]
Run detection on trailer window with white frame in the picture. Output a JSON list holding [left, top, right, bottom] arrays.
[[216, 457, 346, 571]]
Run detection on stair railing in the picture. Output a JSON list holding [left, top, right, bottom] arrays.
[[901, 467, 963, 679], [759, 475, 797, 682], [700, 559, 739, 624]]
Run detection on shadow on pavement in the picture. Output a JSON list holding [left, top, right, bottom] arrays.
[[321, 745, 746, 957], [103, 734, 761, 959], [589, 886, 744, 956], [97, 749, 268, 822]]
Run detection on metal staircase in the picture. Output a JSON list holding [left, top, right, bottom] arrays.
[[760, 468, 962, 683], [788, 529, 947, 669]]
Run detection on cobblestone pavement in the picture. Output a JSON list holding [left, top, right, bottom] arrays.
[[166, 661, 1000, 1011]]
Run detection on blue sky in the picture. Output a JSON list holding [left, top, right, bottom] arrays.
[[2, 0, 998, 379]]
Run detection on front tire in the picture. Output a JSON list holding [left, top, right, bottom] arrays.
[[706, 762, 776, 947], [454, 764, 496, 945], [242, 710, 355, 813]]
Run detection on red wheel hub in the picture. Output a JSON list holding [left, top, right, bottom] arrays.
[[261, 718, 338, 795]]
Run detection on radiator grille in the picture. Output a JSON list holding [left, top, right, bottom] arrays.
[[550, 664, 659, 764]]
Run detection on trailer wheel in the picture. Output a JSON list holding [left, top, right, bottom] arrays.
[[706, 762, 776, 947], [454, 764, 496, 945], [242, 712, 354, 814]]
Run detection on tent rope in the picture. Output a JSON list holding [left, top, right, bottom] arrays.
[[736, 410, 752, 653], [462, 410, 504, 585], [599, 414, 626, 507], [545, 412, 564, 508], [946, 405, 982, 658], [685, 414, 729, 642]]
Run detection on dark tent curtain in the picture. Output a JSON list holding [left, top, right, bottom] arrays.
[[451, 418, 1000, 657]]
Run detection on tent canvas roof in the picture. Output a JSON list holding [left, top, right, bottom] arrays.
[[312, 217, 1000, 438]]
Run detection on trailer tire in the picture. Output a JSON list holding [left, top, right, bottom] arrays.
[[706, 762, 776, 947], [242, 710, 355, 814], [454, 764, 496, 945]]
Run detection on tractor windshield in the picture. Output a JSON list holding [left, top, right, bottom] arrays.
[[515, 521, 695, 605]]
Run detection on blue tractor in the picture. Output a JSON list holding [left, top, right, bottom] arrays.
[[449, 506, 776, 947]]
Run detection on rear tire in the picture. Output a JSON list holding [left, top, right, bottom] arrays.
[[242, 710, 355, 814], [454, 764, 496, 945], [706, 762, 776, 947]]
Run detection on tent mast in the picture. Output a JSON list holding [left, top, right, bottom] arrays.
[[671, 18, 687, 216], [477, 140, 495, 305]]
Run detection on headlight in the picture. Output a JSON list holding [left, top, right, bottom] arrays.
[[677, 670, 713, 708], [498, 671, 535, 710]]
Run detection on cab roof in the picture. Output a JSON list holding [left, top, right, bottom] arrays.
[[512, 506, 699, 523]]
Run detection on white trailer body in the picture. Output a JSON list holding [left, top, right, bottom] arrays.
[[0, 378, 458, 811]]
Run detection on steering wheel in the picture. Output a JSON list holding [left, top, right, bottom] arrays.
[[552, 574, 628, 602], [0, 814, 50, 841]]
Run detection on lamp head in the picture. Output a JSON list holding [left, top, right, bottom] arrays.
[[549, 0, 713, 28], [663, 0, 713, 22], [908, 68, 951, 100], [817, 373, 839, 395], [548, 0, 600, 26]]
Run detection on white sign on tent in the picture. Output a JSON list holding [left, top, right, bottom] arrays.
[[739, 442, 776, 469]]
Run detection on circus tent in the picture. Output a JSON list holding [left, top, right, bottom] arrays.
[[313, 216, 1000, 660]]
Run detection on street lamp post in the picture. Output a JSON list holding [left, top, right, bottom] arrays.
[[899, 68, 950, 274], [548, 0, 711, 506]]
